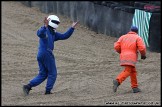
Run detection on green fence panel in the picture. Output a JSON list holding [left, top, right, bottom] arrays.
[[132, 9, 152, 47]]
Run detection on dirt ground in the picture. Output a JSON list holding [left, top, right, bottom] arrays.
[[1, 1, 161, 106]]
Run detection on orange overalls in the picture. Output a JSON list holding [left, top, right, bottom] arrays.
[[114, 31, 146, 88]]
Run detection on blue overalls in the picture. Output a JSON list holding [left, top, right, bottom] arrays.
[[28, 26, 74, 92]]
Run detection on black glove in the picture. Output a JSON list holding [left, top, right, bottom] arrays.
[[141, 55, 146, 60]]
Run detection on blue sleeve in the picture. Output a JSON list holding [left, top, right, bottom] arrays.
[[37, 26, 47, 38], [55, 27, 75, 41]]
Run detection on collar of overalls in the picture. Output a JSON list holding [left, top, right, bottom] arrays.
[[128, 31, 137, 34], [48, 26, 56, 35]]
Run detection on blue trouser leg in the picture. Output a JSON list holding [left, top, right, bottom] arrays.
[[44, 51, 57, 92], [29, 53, 48, 87]]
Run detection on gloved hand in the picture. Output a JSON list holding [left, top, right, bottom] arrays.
[[141, 55, 146, 60]]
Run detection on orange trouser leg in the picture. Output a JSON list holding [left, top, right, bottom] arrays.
[[116, 65, 132, 84], [116, 65, 138, 88], [130, 67, 138, 88]]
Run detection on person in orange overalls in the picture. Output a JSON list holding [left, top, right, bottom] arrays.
[[113, 26, 146, 93]]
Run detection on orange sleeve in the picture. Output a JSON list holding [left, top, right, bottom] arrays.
[[114, 37, 122, 53], [136, 37, 146, 56]]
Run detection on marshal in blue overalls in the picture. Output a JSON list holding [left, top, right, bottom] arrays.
[[23, 26, 75, 95], [23, 15, 78, 95], [31, 26, 74, 92]]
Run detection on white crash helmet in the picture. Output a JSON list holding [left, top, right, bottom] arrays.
[[47, 15, 60, 29]]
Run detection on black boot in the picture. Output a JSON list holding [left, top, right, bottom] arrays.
[[132, 87, 141, 93], [45, 91, 53, 95], [113, 80, 120, 92], [23, 84, 32, 96]]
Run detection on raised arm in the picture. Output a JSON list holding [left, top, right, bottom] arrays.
[[37, 17, 50, 38], [37, 26, 47, 38], [55, 21, 79, 41]]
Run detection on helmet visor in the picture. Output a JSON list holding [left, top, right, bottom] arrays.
[[51, 20, 60, 25]]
